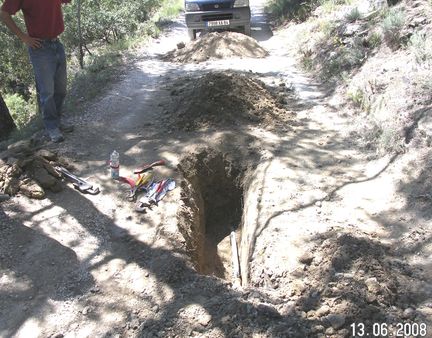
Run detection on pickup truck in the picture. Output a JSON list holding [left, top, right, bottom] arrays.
[[184, 0, 251, 40]]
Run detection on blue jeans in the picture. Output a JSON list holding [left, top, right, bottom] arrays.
[[28, 40, 67, 132]]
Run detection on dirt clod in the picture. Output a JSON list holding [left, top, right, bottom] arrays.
[[326, 313, 346, 329], [19, 179, 46, 199], [298, 252, 314, 265]]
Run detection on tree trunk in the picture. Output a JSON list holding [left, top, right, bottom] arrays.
[[0, 94, 17, 140], [77, 0, 85, 69]]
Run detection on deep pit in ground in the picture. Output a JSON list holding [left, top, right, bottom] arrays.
[[177, 148, 247, 283]]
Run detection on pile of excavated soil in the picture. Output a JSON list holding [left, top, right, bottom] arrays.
[[164, 31, 269, 63], [165, 71, 295, 131]]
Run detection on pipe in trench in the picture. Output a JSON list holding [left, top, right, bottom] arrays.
[[230, 229, 241, 286]]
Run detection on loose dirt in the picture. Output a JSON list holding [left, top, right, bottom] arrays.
[[164, 31, 269, 63], [165, 71, 295, 131], [250, 228, 431, 335], [1, 1, 431, 337]]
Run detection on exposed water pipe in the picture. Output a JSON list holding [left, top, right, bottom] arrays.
[[230, 229, 242, 286]]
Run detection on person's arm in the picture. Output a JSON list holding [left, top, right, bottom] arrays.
[[0, 10, 42, 48]]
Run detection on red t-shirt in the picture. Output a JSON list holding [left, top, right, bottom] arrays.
[[1, 0, 71, 39]]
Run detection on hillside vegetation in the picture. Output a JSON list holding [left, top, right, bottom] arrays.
[[268, 0, 432, 155]]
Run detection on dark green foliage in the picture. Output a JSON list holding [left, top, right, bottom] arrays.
[[0, 0, 178, 129], [0, 16, 33, 98], [63, 0, 160, 59], [382, 7, 405, 47], [267, 0, 320, 22], [0, 0, 161, 96]]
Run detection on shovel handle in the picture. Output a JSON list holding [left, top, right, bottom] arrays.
[[134, 160, 166, 174]]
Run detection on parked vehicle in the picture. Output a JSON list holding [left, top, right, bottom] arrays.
[[184, 0, 251, 40]]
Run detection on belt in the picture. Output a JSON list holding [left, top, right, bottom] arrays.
[[41, 37, 59, 42]]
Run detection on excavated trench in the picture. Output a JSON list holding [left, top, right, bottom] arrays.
[[177, 149, 247, 283]]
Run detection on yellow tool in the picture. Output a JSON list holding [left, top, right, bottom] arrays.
[[127, 171, 154, 201]]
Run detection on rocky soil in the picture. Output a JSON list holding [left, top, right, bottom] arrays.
[[1, 1, 431, 337], [0, 140, 76, 200]]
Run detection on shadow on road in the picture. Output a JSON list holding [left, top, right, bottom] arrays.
[[0, 207, 94, 337]]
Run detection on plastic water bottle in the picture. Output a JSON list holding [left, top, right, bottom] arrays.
[[110, 150, 120, 179]]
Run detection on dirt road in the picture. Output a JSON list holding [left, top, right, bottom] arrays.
[[1, 1, 431, 337]]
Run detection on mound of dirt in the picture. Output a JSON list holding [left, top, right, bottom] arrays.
[[250, 230, 431, 337], [164, 31, 269, 63], [165, 71, 295, 131]]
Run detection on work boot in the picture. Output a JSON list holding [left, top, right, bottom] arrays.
[[48, 128, 64, 143], [60, 122, 74, 133]]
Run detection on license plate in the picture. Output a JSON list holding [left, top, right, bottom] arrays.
[[207, 20, 230, 27]]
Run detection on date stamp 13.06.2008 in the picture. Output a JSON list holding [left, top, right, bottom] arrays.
[[350, 322, 428, 337]]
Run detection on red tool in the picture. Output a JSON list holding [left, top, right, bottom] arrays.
[[127, 171, 154, 201], [118, 159, 166, 202], [118, 176, 135, 188], [134, 160, 165, 174], [118, 159, 166, 188]]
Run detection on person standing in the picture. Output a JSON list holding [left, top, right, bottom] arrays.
[[1, 0, 73, 143]]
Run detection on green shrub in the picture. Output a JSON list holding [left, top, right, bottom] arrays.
[[379, 126, 404, 153], [382, 8, 405, 46], [267, 0, 320, 22], [301, 53, 314, 71], [345, 7, 361, 22], [348, 88, 371, 112], [320, 0, 337, 13], [319, 20, 337, 37], [357, 118, 405, 154], [409, 32, 432, 65], [420, 77, 432, 91], [66, 50, 124, 108], [139, 21, 161, 38], [4, 93, 37, 128], [155, 0, 183, 21], [319, 0, 354, 13], [348, 89, 364, 107], [321, 43, 365, 79], [0, 16, 34, 98], [368, 31, 382, 49]]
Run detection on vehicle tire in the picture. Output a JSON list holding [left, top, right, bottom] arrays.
[[188, 29, 197, 40], [243, 24, 251, 36]]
